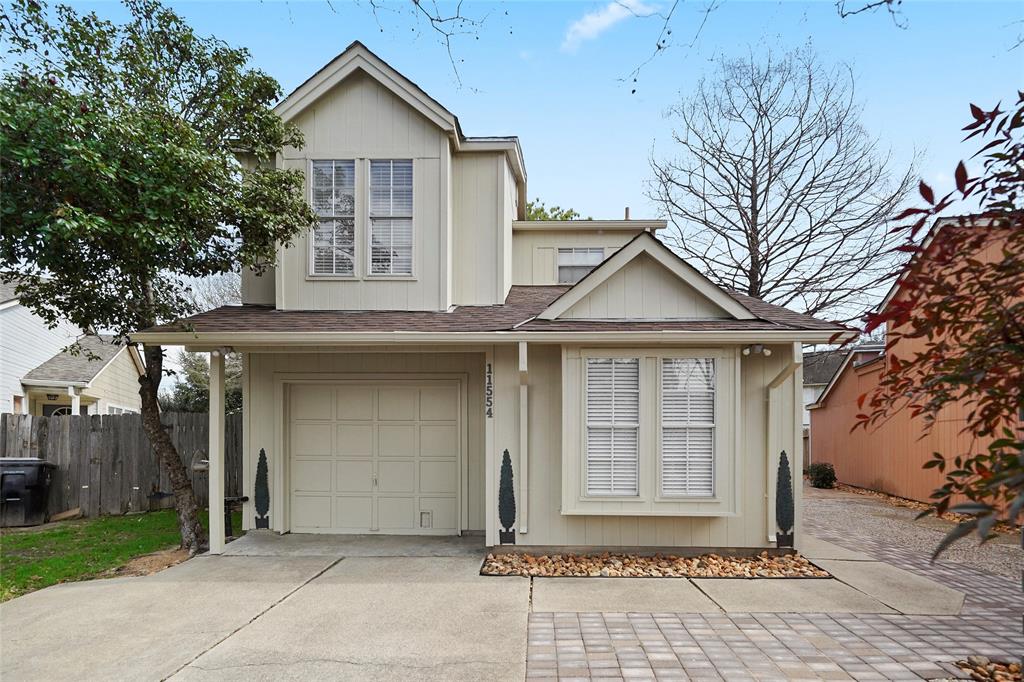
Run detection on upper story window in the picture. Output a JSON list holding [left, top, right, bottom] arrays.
[[585, 357, 640, 496], [558, 248, 603, 284], [660, 358, 715, 497], [310, 160, 356, 276], [369, 159, 413, 276]]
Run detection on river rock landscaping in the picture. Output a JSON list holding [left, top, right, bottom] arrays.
[[481, 550, 829, 578], [955, 657, 1022, 682]]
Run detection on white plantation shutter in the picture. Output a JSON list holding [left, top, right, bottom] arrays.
[[661, 358, 715, 497], [370, 159, 413, 275], [311, 160, 355, 276], [586, 358, 639, 496]]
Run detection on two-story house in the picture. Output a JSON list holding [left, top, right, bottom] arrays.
[[135, 42, 851, 553]]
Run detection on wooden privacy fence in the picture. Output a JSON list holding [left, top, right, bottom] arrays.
[[0, 412, 242, 518]]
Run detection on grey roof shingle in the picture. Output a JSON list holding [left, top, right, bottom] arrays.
[[141, 286, 849, 335], [802, 350, 849, 385], [23, 335, 129, 385]]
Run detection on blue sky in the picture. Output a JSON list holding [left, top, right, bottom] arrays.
[[81, 0, 1021, 220]]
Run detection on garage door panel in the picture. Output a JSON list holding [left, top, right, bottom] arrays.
[[378, 460, 415, 493], [336, 424, 372, 456], [292, 459, 333, 492], [378, 424, 416, 457], [419, 460, 456, 494], [335, 496, 372, 530], [420, 498, 456, 531], [336, 460, 373, 493], [419, 386, 458, 421], [377, 496, 414, 529], [291, 423, 333, 457], [378, 388, 417, 420], [420, 424, 458, 458], [292, 495, 332, 528], [291, 386, 334, 420], [337, 386, 373, 420]]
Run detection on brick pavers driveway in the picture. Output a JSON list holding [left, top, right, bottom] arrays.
[[527, 489, 1022, 680]]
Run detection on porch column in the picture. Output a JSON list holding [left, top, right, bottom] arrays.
[[518, 341, 528, 535], [208, 349, 226, 554], [67, 386, 80, 416]]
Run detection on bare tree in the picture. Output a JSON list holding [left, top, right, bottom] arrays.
[[648, 48, 916, 322], [183, 272, 241, 312]]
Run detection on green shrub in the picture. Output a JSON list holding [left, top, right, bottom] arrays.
[[807, 462, 837, 488]]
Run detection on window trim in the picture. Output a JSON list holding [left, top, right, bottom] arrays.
[[657, 357, 717, 500], [562, 347, 741, 517], [307, 159, 359, 280], [366, 158, 415, 280], [556, 247, 604, 285], [583, 356, 641, 498]]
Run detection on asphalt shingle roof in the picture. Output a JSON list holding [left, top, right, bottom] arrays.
[[142, 286, 848, 335], [23, 335, 128, 385]]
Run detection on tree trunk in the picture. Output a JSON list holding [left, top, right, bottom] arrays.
[[138, 343, 205, 555]]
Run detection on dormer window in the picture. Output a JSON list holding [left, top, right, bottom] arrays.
[[369, 159, 414, 276], [310, 160, 356, 277], [558, 247, 603, 284]]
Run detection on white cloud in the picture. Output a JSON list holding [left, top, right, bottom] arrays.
[[561, 0, 657, 54]]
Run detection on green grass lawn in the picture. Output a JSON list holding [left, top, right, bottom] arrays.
[[0, 509, 242, 602]]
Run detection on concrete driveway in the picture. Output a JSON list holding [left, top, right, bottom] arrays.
[[0, 553, 529, 682]]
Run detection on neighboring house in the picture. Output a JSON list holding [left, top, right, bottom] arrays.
[[1, 282, 144, 415], [801, 348, 881, 464], [135, 42, 851, 553], [808, 218, 1005, 503]]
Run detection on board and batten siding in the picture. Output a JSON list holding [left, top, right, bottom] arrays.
[[451, 152, 515, 305], [275, 71, 451, 311], [561, 254, 731, 319], [511, 231, 636, 285], [242, 350, 486, 533], [492, 343, 801, 549]]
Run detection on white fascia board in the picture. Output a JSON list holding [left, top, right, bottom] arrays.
[[538, 233, 755, 321], [21, 379, 89, 389], [132, 328, 857, 350]]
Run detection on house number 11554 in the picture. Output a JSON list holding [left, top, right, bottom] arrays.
[[485, 362, 494, 418]]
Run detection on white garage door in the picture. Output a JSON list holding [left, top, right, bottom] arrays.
[[289, 382, 460, 534]]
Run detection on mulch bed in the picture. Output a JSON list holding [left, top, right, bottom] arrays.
[[481, 550, 830, 578]]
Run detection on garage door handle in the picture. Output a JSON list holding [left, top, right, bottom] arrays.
[[372, 475, 378, 489]]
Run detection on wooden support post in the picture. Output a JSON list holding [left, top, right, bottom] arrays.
[[518, 341, 528, 535], [209, 349, 226, 554], [68, 386, 81, 416]]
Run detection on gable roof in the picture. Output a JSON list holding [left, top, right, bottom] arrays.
[[802, 350, 849, 386], [539, 231, 756, 321], [807, 345, 885, 409], [22, 335, 140, 387]]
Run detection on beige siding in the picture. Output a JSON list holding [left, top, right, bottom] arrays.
[[511, 231, 637, 285], [494, 343, 800, 549], [451, 153, 509, 305], [243, 350, 485, 532], [276, 71, 450, 311], [562, 254, 731, 319], [86, 348, 143, 413], [241, 268, 275, 305]]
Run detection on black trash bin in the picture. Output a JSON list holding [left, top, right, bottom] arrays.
[[1, 458, 57, 527]]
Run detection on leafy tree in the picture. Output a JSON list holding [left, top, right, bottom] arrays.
[[160, 352, 243, 415], [526, 199, 591, 221], [0, 0, 315, 553], [859, 93, 1024, 557], [649, 47, 915, 322]]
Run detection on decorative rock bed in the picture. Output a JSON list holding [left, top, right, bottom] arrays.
[[481, 550, 829, 578], [956, 657, 1022, 682]]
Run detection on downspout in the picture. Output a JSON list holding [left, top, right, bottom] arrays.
[[518, 341, 528, 535], [765, 342, 803, 543]]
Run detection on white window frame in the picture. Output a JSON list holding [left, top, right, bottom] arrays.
[[583, 357, 640, 498], [557, 247, 604, 284], [308, 159, 358, 279], [367, 158, 414, 279], [658, 357, 716, 498]]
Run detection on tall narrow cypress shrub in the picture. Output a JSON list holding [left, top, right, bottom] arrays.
[[498, 449, 516, 544], [776, 450, 794, 547], [254, 448, 270, 529]]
